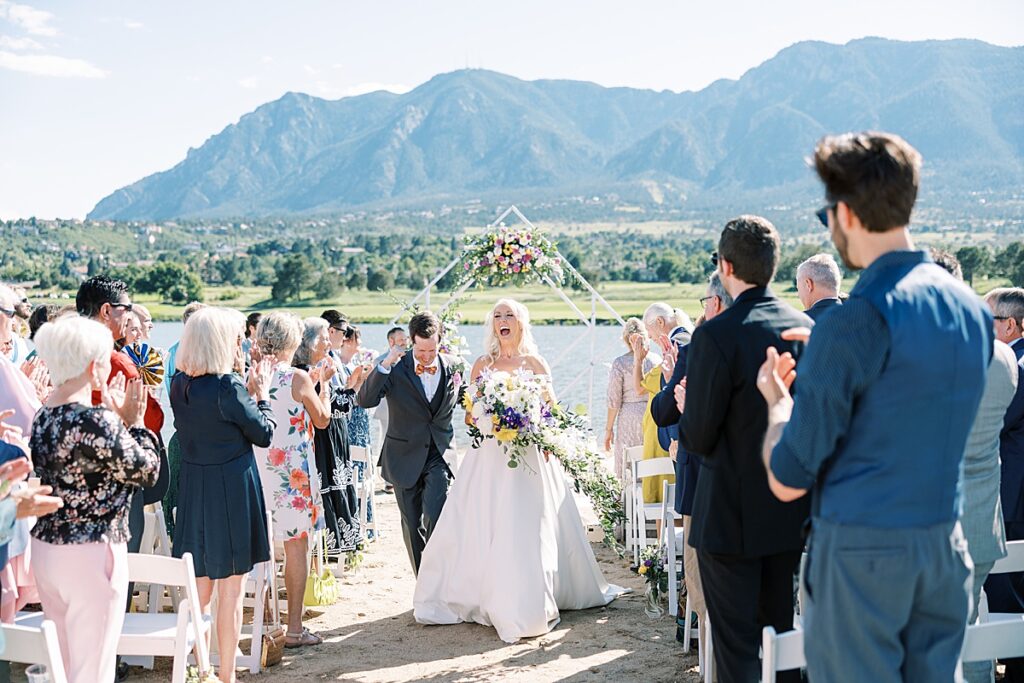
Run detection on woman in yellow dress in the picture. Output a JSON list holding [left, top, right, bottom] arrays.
[[630, 333, 674, 504]]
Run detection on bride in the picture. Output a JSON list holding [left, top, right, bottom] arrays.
[[413, 298, 625, 643]]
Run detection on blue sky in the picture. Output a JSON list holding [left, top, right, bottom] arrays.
[[1, 0, 1022, 220]]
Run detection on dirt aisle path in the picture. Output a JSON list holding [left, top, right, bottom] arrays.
[[134, 489, 700, 682]]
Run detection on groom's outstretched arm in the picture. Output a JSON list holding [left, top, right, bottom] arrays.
[[358, 346, 404, 408]]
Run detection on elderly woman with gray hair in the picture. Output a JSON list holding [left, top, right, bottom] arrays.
[[29, 316, 160, 683], [252, 311, 333, 647], [293, 317, 363, 558]]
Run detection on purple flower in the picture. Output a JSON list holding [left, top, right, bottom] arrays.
[[644, 559, 653, 567]]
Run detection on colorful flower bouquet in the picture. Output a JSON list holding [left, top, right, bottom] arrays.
[[458, 225, 563, 288], [637, 543, 669, 618], [464, 369, 556, 469]]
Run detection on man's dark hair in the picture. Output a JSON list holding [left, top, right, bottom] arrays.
[[929, 248, 963, 282], [28, 304, 60, 340], [320, 309, 347, 327], [409, 311, 441, 343], [245, 312, 262, 337], [813, 131, 922, 233], [387, 326, 405, 342], [718, 215, 780, 287], [76, 275, 128, 318]]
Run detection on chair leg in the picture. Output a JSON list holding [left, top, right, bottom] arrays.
[[683, 593, 692, 653]]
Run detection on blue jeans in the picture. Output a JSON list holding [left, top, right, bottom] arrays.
[[803, 517, 972, 683]]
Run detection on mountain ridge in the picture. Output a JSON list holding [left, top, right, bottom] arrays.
[[89, 38, 1024, 220]]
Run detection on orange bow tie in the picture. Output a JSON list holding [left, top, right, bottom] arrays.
[[416, 363, 438, 376]]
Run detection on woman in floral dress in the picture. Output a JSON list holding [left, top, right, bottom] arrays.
[[252, 312, 333, 648]]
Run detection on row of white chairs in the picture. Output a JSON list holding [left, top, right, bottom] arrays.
[[754, 540, 1024, 682]]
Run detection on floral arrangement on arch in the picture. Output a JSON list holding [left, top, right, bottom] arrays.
[[458, 224, 564, 288]]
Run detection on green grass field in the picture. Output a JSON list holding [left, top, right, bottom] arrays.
[[32, 276, 1011, 325]]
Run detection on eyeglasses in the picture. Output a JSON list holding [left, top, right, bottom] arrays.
[[816, 203, 837, 228], [710, 252, 719, 267], [699, 295, 717, 306], [110, 302, 133, 313], [993, 316, 1010, 321], [0, 305, 14, 318]]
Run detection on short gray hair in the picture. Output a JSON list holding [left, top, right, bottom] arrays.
[[256, 311, 303, 357], [797, 254, 842, 293], [293, 317, 328, 367], [34, 316, 113, 386], [181, 301, 207, 325], [986, 288, 1024, 327], [708, 272, 733, 308]]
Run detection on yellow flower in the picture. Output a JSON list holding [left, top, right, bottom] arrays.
[[492, 415, 500, 426], [638, 566, 648, 575], [462, 394, 473, 411], [495, 428, 517, 443]]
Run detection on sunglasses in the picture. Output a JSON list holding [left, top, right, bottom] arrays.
[[710, 252, 719, 267], [816, 203, 837, 228], [0, 305, 14, 318], [110, 302, 134, 313]]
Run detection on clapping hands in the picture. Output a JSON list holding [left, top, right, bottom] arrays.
[[674, 378, 687, 414], [102, 374, 147, 428], [629, 334, 648, 363], [755, 328, 811, 408], [0, 409, 28, 453], [658, 335, 678, 380], [20, 358, 51, 402], [247, 358, 274, 401]]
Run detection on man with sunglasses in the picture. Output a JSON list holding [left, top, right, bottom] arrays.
[[759, 132, 992, 682]]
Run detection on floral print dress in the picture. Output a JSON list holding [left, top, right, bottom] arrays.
[[254, 363, 325, 541]]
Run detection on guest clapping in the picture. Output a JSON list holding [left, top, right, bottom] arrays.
[[29, 316, 160, 683], [170, 307, 275, 683], [604, 318, 653, 480], [252, 312, 330, 648]]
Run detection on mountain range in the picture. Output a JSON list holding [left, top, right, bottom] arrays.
[[88, 38, 1024, 221]]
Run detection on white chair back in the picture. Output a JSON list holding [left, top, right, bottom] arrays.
[[992, 539, 1024, 574], [0, 620, 68, 683], [634, 457, 675, 480], [761, 626, 806, 682], [962, 617, 1024, 661]]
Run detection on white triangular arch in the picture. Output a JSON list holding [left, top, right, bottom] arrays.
[[390, 206, 625, 416]]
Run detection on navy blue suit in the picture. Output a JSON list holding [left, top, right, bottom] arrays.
[[650, 344, 701, 516], [987, 337, 1024, 645], [804, 296, 842, 322]]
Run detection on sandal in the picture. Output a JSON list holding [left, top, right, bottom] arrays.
[[285, 628, 323, 648]]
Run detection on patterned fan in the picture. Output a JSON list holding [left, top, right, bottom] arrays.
[[124, 343, 165, 386]]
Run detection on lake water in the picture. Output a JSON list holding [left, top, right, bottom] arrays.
[[151, 322, 638, 439]]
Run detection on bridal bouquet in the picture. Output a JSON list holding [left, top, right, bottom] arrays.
[[463, 369, 556, 469]]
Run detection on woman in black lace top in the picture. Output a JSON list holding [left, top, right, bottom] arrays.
[[29, 316, 160, 683]]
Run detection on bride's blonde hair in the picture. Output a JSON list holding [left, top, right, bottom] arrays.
[[483, 298, 539, 362]]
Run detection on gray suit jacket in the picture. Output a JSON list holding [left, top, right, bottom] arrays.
[[961, 339, 1015, 565], [357, 352, 460, 489]]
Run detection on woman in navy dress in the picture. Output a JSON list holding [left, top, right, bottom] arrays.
[[170, 307, 275, 683]]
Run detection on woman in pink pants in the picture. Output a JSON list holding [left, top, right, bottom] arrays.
[[29, 316, 160, 683]]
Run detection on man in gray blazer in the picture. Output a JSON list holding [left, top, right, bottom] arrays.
[[358, 312, 460, 574]]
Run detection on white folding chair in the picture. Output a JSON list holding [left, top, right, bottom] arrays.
[[632, 456, 675, 564], [761, 625, 806, 683], [979, 539, 1024, 623], [704, 612, 715, 683], [350, 445, 378, 541], [623, 445, 643, 558], [963, 617, 1024, 661], [120, 552, 212, 683], [17, 553, 211, 683], [661, 480, 701, 665], [0, 620, 68, 683], [132, 506, 175, 618]]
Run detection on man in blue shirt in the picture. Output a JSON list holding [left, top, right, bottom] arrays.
[[758, 132, 993, 682]]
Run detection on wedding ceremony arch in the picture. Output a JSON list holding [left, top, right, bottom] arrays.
[[389, 205, 626, 418]]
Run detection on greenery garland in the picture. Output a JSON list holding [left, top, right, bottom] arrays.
[[457, 224, 564, 288]]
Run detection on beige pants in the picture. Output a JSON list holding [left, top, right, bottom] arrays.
[[682, 515, 706, 647]]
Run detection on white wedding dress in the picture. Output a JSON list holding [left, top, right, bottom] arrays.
[[413, 435, 626, 643]]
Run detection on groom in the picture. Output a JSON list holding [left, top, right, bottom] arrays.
[[358, 311, 459, 574]]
